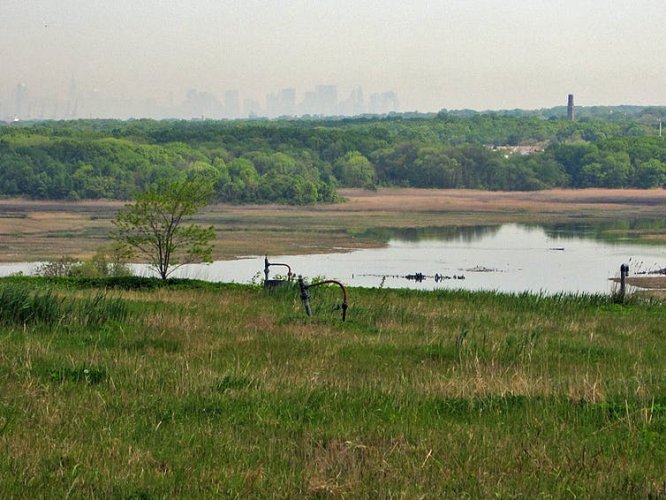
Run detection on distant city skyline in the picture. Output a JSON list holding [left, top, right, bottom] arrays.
[[1, 1, 665, 119], [0, 81, 400, 121]]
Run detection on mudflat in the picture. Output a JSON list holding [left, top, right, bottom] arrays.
[[2, 188, 666, 262]]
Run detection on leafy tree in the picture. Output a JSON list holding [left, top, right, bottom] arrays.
[[633, 159, 666, 188], [111, 179, 215, 279], [333, 151, 376, 188], [580, 162, 605, 187], [602, 152, 631, 187], [186, 160, 222, 185], [227, 158, 260, 202]]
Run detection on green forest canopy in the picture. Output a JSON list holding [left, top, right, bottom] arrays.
[[1, 106, 665, 204]]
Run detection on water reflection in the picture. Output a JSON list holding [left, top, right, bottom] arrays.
[[540, 220, 666, 245], [355, 225, 501, 243], [358, 219, 666, 246], [181, 223, 666, 294], [2, 222, 665, 295]]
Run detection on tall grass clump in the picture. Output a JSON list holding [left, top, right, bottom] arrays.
[[0, 284, 62, 326], [74, 292, 129, 326], [0, 283, 129, 327]]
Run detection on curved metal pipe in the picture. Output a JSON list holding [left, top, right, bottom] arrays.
[[297, 275, 348, 321], [264, 256, 293, 282]]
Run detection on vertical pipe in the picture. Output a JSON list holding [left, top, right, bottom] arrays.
[[298, 275, 312, 317], [264, 256, 270, 283], [619, 263, 629, 302]]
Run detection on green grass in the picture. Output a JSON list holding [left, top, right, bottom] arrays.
[[0, 282, 129, 328], [0, 277, 665, 497]]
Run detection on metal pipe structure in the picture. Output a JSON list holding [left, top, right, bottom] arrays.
[[264, 256, 293, 287], [619, 263, 629, 302], [297, 275, 349, 321]]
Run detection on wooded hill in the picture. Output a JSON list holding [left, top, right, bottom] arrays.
[[1, 107, 665, 204]]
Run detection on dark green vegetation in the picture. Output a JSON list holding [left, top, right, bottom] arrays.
[[1, 277, 664, 496], [1, 106, 666, 203]]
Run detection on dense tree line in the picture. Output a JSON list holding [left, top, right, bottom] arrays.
[[0, 132, 336, 203], [1, 108, 665, 203]]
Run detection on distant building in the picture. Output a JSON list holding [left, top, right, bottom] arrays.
[[14, 83, 27, 120], [279, 88, 296, 116], [266, 88, 297, 117], [369, 91, 399, 115], [567, 94, 575, 121], [224, 90, 240, 118], [182, 89, 222, 119], [66, 77, 78, 118], [340, 87, 365, 116], [316, 85, 338, 116], [243, 98, 261, 118], [300, 90, 318, 116], [489, 144, 546, 157]]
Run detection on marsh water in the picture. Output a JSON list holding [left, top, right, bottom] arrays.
[[3, 223, 665, 295]]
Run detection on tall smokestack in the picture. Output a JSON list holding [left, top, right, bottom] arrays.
[[567, 94, 575, 121]]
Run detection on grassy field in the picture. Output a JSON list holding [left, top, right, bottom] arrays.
[[1, 277, 664, 497], [3, 188, 666, 262]]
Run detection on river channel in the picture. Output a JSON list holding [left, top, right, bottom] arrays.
[[3, 223, 665, 295]]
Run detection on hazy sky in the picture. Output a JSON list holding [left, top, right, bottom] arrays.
[[2, 0, 665, 114]]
